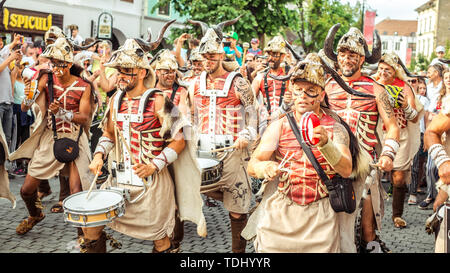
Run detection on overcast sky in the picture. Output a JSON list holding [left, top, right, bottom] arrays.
[[342, 0, 428, 24]]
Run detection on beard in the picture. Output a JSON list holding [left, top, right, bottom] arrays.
[[205, 61, 220, 74], [339, 63, 360, 77], [119, 78, 137, 92], [338, 57, 361, 77], [269, 60, 281, 70], [159, 78, 174, 88]]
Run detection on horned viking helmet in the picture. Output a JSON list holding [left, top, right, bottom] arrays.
[[290, 53, 325, 88], [152, 49, 178, 70], [188, 16, 242, 55], [323, 23, 381, 64], [41, 37, 74, 63], [264, 35, 287, 54]]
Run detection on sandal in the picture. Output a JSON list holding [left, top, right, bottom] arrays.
[[393, 217, 407, 228], [50, 203, 64, 213], [16, 213, 45, 235]]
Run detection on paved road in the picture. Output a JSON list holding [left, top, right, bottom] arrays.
[[0, 176, 436, 253]]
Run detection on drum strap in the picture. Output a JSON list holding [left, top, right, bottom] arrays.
[[49, 73, 83, 142], [170, 82, 179, 102], [263, 71, 271, 114], [285, 111, 330, 183], [263, 71, 286, 114]]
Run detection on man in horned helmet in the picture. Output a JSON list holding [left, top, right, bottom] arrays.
[[151, 49, 187, 106], [11, 37, 95, 235], [87, 35, 189, 253], [323, 25, 400, 253], [248, 53, 358, 252], [375, 52, 422, 229], [34, 26, 74, 214], [183, 47, 204, 85], [251, 35, 290, 130], [187, 16, 257, 253]]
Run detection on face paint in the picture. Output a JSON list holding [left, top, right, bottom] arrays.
[[292, 81, 323, 115], [337, 49, 362, 77], [377, 62, 396, 83], [118, 68, 139, 92]]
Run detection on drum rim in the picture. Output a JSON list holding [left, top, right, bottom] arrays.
[[62, 189, 125, 214]]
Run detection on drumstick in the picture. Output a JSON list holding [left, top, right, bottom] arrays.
[[116, 128, 136, 165], [209, 145, 235, 153], [112, 118, 137, 166], [255, 152, 294, 197], [86, 171, 100, 200]]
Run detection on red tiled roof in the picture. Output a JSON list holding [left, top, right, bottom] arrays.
[[375, 19, 418, 37]]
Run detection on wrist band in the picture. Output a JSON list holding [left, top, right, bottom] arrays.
[[318, 139, 342, 167], [429, 144, 450, 169], [238, 127, 257, 141], [403, 104, 418, 120], [23, 89, 41, 106], [151, 147, 178, 172], [56, 108, 74, 122], [94, 136, 115, 160], [381, 139, 399, 161]]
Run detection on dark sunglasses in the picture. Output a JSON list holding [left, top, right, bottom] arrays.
[[50, 61, 68, 68]]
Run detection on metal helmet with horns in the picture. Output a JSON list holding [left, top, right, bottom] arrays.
[[323, 23, 381, 64], [188, 16, 242, 54]]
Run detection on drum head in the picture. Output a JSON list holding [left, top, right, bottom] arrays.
[[197, 157, 219, 169], [63, 190, 123, 213]]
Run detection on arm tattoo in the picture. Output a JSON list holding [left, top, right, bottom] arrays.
[[378, 91, 394, 119], [235, 76, 255, 107], [333, 122, 349, 147]]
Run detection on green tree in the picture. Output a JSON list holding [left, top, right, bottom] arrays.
[[291, 0, 362, 53], [152, 0, 299, 45], [414, 53, 430, 72]]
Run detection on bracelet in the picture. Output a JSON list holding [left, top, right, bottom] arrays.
[[403, 104, 418, 120], [23, 89, 41, 106], [23, 98, 34, 107], [151, 147, 178, 172], [380, 139, 399, 161], [429, 144, 450, 169], [94, 136, 115, 160], [55, 108, 74, 122], [238, 127, 257, 141]]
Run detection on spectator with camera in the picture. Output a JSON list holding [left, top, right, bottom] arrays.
[[10, 57, 34, 177], [0, 34, 24, 151], [224, 31, 243, 66]]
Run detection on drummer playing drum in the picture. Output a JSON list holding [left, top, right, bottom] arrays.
[[185, 17, 258, 253], [86, 37, 187, 253]]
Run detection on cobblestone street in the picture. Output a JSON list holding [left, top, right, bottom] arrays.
[[0, 176, 436, 253]]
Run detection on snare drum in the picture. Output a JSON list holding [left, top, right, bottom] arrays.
[[63, 189, 125, 227], [197, 157, 223, 193], [300, 111, 320, 146]]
